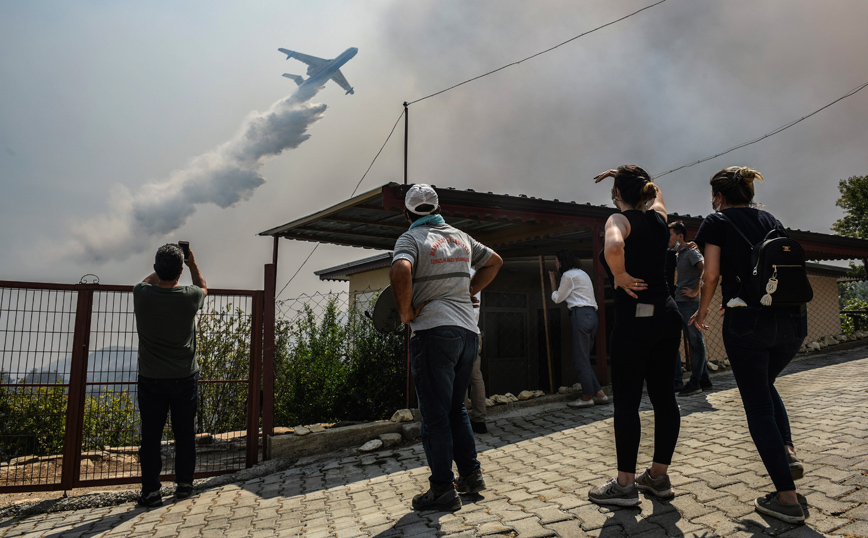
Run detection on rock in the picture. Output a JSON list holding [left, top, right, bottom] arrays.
[[504, 392, 519, 403], [401, 422, 421, 441], [532, 390, 545, 397], [293, 426, 311, 436], [485, 398, 495, 407], [380, 433, 402, 448], [358, 439, 383, 452], [196, 433, 214, 445], [557, 386, 570, 394], [798, 345, 807, 353], [517, 390, 535, 400], [273, 427, 293, 435], [836, 334, 849, 342], [308, 424, 326, 433], [491, 394, 510, 405], [851, 335, 859, 341], [390, 409, 414, 423], [817, 341, 827, 349], [572, 383, 582, 391], [807, 341, 821, 351], [822, 335, 838, 346]]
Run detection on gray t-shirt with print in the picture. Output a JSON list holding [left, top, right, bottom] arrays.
[[674, 247, 704, 302], [392, 222, 494, 333]]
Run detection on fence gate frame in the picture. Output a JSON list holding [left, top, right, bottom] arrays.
[[0, 280, 266, 493]]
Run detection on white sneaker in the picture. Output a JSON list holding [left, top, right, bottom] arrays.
[[593, 394, 610, 405], [567, 398, 594, 408]]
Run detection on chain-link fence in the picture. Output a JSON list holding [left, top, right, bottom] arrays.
[[274, 287, 406, 427]]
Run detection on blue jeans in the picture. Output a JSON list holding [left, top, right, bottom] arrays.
[[675, 301, 710, 386], [723, 307, 806, 492], [571, 307, 601, 396], [138, 372, 199, 494], [410, 326, 480, 492]]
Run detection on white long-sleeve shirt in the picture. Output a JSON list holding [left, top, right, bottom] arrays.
[[551, 268, 597, 310]]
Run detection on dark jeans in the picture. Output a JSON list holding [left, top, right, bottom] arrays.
[[570, 306, 601, 396], [138, 372, 199, 494], [610, 304, 682, 473], [675, 301, 710, 386], [410, 326, 479, 492], [723, 307, 806, 492]]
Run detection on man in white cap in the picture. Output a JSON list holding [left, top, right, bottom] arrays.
[[390, 183, 503, 511]]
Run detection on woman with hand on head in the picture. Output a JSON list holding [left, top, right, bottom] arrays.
[[548, 249, 608, 408], [690, 166, 807, 524], [587, 166, 682, 507]]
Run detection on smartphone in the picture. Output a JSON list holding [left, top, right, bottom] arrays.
[[178, 241, 190, 260]]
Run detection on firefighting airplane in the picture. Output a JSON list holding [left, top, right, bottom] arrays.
[[278, 47, 358, 95]]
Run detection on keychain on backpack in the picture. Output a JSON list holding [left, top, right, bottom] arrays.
[[761, 268, 778, 306]]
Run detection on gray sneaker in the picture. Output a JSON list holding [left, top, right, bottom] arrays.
[[755, 492, 805, 524], [787, 453, 804, 480], [635, 468, 674, 499], [588, 477, 640, 507]]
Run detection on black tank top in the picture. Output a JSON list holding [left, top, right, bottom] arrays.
[[599, 209, 672, 316]]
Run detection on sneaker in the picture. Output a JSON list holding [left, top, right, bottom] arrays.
[[754, 492, 805, 524], [470, 421, 488, 434], [412, 487, 461, 511], [635, 468, 674, 499], [699, 380, 713, 390], [455, 470, 486, 494], [175, 483, 193, 499], [567, 398, 594, 408], [588, 477, 641, 507], [593, 394, 610, 405], [678, 383, 702, 397], [787, 453, 805, 480], [137, 490, 163, 508], [674, 380, 684, 392]]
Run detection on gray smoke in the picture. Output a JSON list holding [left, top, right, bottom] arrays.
[[61, 91, 327, 263]]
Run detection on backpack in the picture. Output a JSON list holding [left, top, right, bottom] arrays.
[[718, 212, 813, 308]]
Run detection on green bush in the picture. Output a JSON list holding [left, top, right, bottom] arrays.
[[82, 388, 139, 451], [840, 298, 868, 335], [0, 380, 67, 461]]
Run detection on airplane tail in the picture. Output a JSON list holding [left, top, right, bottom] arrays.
[[282, 73, 305, 87]]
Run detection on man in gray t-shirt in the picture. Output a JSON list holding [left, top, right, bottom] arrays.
[[668, 222, 711, 395], [390, 184, 502, 512]]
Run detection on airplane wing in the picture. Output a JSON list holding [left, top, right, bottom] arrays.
[[278, 48, 327, 69], [330, 69, 354, 94]]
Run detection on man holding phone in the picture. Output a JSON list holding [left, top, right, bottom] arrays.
[[133, 242, 207, 507]]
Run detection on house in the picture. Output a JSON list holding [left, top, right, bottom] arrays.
[[261, 182, 868, 396]]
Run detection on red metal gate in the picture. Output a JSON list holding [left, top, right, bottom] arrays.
[[0, 280, 264, 492]]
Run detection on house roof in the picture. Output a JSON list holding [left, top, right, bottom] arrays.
[[260, 182, 868, 262], [314, 252, 393, 282]]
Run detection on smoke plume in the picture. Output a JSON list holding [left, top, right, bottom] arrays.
[[62, 91, 327, 263]]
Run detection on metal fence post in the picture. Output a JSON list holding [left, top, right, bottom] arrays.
[[245, 291, 264, 468], [60, 284, 95, 490], [261, 264, 276, 460]]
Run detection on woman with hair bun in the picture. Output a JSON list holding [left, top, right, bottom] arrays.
[[587, 165, 682, 507], [691, 166, 807, 524]]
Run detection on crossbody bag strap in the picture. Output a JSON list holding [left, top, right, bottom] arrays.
[[716, 212, 754, 248]]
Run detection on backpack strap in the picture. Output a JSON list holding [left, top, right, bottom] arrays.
[[716, 212, 754, 248]]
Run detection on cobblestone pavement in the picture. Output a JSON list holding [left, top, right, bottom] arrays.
[[2, 348, 867, 537]]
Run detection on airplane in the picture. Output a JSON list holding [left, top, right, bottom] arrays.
[[278, 47, 358, 95]]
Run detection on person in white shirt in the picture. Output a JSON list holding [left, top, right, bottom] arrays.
[[464, 269, 487, 433], [549, 249, 609, 408]]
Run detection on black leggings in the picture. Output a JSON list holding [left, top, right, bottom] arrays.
[[610, 306, 682, 473]]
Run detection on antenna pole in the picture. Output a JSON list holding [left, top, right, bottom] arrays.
[[403, 102, 409, 185]]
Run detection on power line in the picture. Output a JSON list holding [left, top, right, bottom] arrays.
[[654, 79, 868, 180], [408, 0, 668, 106], [275, 109, 406, 299]]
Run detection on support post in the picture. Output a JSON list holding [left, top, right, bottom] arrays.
[[62, 284, 95, 489], [246, 291, 264, 468], [591, 220, 609, 385], [261, 263, 277, 459], [403, 102, 409, 186], [539, 256, 555, 394]]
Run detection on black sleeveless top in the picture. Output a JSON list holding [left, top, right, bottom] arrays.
[[599, 209, 673, 317]]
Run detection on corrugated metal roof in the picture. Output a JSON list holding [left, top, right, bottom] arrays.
[[260, 182, 868, 262]]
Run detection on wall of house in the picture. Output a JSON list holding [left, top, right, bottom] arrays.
[[348, 267, 390, 312]]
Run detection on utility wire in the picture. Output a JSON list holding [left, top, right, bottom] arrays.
[[654, 79, 868, 179], [276, 109, 406, 300], [408, 0, 667, 106]]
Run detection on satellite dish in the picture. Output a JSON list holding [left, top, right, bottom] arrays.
[[369, 285, 403, 333]]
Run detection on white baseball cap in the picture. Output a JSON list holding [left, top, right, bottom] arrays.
[[405, 184, 439, 215]]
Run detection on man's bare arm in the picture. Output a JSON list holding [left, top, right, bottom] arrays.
[[185, 249, 207, 296], [390, 259, 420, 324], [142, 273, 159, 285], [469, 252, 503, 295]]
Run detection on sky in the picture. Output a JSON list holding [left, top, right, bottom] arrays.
[[2, 0, 867, 301]]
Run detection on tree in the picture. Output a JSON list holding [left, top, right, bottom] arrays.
[[832, 175, 868, 238]]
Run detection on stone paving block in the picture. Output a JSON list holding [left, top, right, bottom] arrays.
[[678, 480, 730, 503], [568, 505, 610, 531], [477, 521, 516, 535], [811, 466, 858, 483], [542, 519, 591, 538], [802, 490, 858, 515], [831, 520, 868, 537], [534, 505, 575, 525]]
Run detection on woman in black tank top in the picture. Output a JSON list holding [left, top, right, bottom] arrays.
[[587, 165, 682, 507]]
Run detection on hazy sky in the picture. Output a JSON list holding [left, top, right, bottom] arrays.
[[2, 0, 867, 300]]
